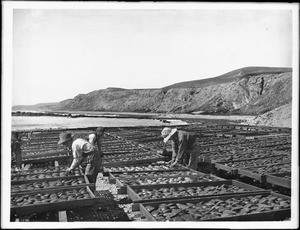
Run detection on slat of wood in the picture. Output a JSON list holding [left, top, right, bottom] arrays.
[[58, 211, 68, 222]]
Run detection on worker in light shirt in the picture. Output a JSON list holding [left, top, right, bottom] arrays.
[[58, 132, 100, 188], [88, 127, 105, 171]]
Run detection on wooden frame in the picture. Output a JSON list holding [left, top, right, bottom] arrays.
[[102, 156, 167, 167], [115, 173, 225, 194], [108, 168, 192, 183], [265, 172, 291, 188], [11, 184, 101, 217], [139, 191, 291, 221], [127, 180, 266, 211]]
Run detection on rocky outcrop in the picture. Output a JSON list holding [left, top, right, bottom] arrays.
[[58, 88, 165, 113], [243, 103, 292, 128], [54, 68, 292, 116]]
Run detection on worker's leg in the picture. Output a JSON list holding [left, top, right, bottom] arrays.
[[85, 164, 93, 182], [85, 163, 98, 193], [86, 164, 99, 182], [182, 152, 189, 167], [15, 143, 22, 169], [98, 156, 103, 172], [188, 144, 200, 170]]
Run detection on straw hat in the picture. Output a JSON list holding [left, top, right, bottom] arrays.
[[161, 127, 177, 143], [58, 132, 73, 145]]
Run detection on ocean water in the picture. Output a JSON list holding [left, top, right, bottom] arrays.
[[11, 116, 187, 131]]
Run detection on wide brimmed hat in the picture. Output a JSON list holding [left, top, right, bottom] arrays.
[[58, 132, 73, 145], [88, 133, 96, 143], [161, 127, 177, 143]]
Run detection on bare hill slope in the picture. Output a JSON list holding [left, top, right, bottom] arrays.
[[54, 67, 292, 116], [162, 66, 291, 90], [243, 103, 292, 128]]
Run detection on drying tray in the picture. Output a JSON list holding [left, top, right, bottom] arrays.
[[102, 162, 186, 176], [238, 162, 291, 182], [139, 190, 291, 221], [11, 175, 92, 195], [11, 185, 102, 217], [16, 155, 72, 164], [108, 168, 192, 183], [115, 172, 225, 194], [102, 156, 167, 167], [11, 174, 86, 185], [127, 180, 265, 211], [201, 149, 286, 164], [214, 156, 290, 176]]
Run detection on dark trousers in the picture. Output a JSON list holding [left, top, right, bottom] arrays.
[[12, 142, 22, 169], [85, 163, 100, 184], [83, 151, 101, 192], [184, 142, 200, 170]]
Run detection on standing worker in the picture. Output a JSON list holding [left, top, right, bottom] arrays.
[[88, 127, 106, 171], [11, 132, 22, 171], [58, 132, 100, 190], [161, 127, 200, 170]]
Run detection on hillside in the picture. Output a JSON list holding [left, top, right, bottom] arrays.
[[162, 67, 291, 90], [243, 103, 292, 128], [53, 67, 292, 116], [13, 67, 293, 123]]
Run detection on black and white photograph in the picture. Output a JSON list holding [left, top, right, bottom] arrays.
[[2, 1, 299, 229]]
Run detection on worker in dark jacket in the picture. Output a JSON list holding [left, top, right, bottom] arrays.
[[58, 132, 100, 190], [161, 127, 200, 170], [11, 132, 22, 170]]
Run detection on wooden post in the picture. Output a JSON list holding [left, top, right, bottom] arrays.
[[23, 164, 31, 170], [58, 211, 68, 222]]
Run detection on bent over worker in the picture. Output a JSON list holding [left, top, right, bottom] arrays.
[[58, 132, 100, 188], [88, 127, 106, 171], [161, 127, 200, 170]]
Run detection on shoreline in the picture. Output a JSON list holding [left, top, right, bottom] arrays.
[[13, 110, 292, 130], [12, 110, 255, 121]]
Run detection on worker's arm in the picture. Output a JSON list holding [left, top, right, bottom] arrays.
[[68, 145, 84, 172], [97, 140, 104, 157], [69, 157, 83, 171]]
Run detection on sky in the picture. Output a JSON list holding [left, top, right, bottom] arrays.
[[8, 3, 295, 105]]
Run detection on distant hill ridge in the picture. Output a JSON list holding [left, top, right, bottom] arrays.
[[13, 66, 292, 119], [163, 66, 292, 90], [106, 87, 127, 91]]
